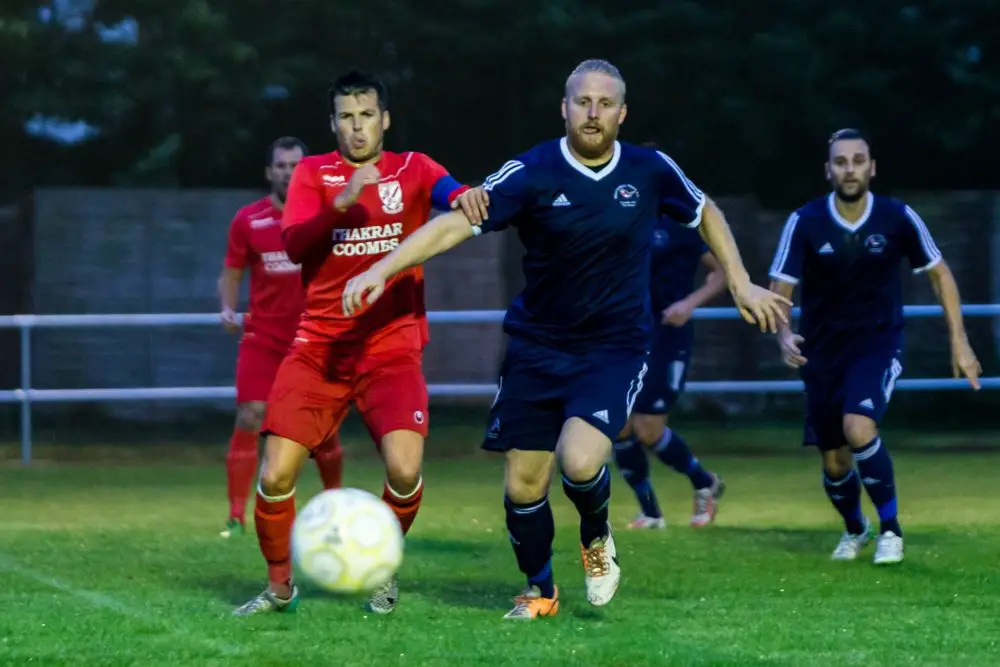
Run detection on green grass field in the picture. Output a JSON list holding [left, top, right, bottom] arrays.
[[1, 426, 999, 666]]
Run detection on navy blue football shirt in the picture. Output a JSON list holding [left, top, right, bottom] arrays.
[[475, 137, 705, 353], [649, 218, 709, 314], [769, 192, 942, 360]]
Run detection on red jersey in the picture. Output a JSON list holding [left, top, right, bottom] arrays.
[[281, 150, 465, 349], [224, 197, 305, 346]]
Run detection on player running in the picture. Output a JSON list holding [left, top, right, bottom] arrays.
[[768, 128, 982, 566], [343, 60, 790, 620], [233, 71, 486, 617], [218, 137, 344, 539], [612, 151, 727, 528]]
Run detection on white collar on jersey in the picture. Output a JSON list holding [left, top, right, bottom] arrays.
[[559, 136, 622, 181], [827, 191, 874, 232]]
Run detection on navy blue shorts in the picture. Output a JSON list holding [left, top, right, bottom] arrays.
[[481, 338, 648, 453], [801, 344, 903, 451], [632, 325, 691, 415]]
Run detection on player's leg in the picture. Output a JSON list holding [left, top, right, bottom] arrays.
[[843, 350, 904, 565], [312, 433, 344, 490], [611, 352, 664, 528], [242, 434, 311, 611], [481, 348, 563, 620], [636, 413, 724, 528], [225, 337, 276, 537], [223, 401, 265, 537], [503, 448, 560, 620], [560, 355, 647, 607], [648, 353, 723, 524], [234, 345, 349, 616], [804, 372, 872, 560], [354, 350, 429, 614], [612, 418, 664, 528]]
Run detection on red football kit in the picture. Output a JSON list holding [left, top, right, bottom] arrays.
[[261, 150, 467, 448], [224, 197, 306, 403]]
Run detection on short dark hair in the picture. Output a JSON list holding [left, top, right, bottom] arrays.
[[827, 128, 870, 157], [328, 70, 388, 113], [267, 136, 307, 165]]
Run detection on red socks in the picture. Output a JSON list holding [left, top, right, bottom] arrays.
[[255, 487, 296, 588], [382, 478, 424, 535], [226, 429, 259, 521]]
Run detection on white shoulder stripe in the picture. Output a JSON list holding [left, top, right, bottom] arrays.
[[656, 151, 704, 202], [482, 160, 524, 192], [769, 212, 800, 279], [903, 205, 942, 264]]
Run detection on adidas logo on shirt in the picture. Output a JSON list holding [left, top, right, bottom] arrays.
[[552, 193, 571, 207], [859, 398, 875, 409], [818, 242, 834, 254], [592, 409, 609, 424]]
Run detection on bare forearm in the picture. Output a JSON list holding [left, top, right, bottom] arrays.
[[768, 279, 795, 334], [218, 273, 241, 311], [687, 270, 727, 309], [373, 210, 477, 280], [697, 199, 750, 290], [929, 262, 967, 342]]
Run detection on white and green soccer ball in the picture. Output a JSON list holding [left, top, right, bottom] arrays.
[[292, 488, 404, 594]]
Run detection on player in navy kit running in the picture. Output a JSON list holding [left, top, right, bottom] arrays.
[[344, 60, 790, 619], [612, 157, 728, 528], [768, 128, 982, 566]]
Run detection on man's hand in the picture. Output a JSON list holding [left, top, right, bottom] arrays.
[[730, 282, 792, 334], [335, 164, 380, 211], [661, 298, 695, 327], [452, 186, 490, 225], [951, 336, 983, 390], [221, 307, 241, 334], [342, 266, 388, 316], [778, 329, 807, 368]]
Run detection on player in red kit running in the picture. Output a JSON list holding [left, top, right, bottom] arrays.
[[233, 71, 487, 617], [219, 137, 344, 539]]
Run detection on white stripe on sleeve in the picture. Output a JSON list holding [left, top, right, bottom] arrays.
[[904, 205, 943, 273], [768, 212, 800, 285]]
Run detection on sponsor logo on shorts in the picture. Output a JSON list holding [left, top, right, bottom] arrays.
[[413, 410, 425, 425]]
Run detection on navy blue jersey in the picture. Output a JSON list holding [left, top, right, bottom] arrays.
[[475, 138, 705, 354], [649, 217, 709, 313], [769, 192, 941, 361]]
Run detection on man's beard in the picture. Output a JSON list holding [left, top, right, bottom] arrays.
[[568, 126, 615, 160], [835, 184, 867, 203]]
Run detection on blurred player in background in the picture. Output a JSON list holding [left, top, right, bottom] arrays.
[[612, 145, 727, 528], [343, 59, 790, 620], [768, 128, 982, 565], [219, 137, 344, 539], [234, 71, 487, 617]]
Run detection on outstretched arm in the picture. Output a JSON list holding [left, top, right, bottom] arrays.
[[698, 199, 790, 332], [697, 198, 751, 292], [342, 210, 478, 314], [926, 261, 981, 389]]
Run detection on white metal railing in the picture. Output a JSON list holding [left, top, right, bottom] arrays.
[[1, 305, 998, 465]]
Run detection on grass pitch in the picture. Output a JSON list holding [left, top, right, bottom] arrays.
[[1, 427, 999, 666]]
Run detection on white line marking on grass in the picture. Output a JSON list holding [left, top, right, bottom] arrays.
[[0, 555, 245, 657]]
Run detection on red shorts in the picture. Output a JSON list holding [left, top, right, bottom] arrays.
[[234, 334, 292, 403], [261, 340, 428, 450]]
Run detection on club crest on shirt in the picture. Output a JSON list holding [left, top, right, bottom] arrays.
[[864, 233, 887, 254], [378, 180, 404, 214], [614, 184, 639, 208]]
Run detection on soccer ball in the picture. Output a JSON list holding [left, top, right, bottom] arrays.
[[292, 488, 404, 594]]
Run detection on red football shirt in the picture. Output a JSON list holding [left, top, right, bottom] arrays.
[[224, 197, 305, 346], [281, 150, 461, 350]]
